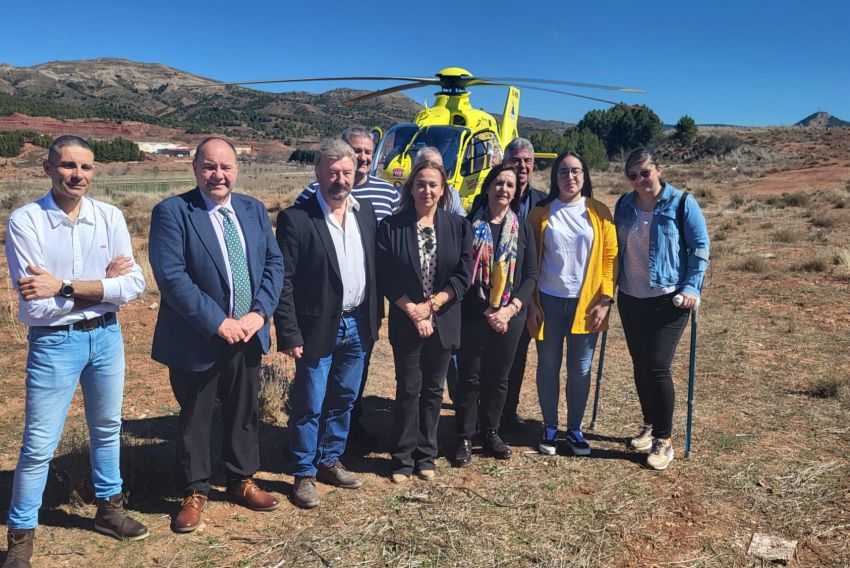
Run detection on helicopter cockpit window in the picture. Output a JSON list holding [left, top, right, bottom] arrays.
[[461, 132, 501, 177], [406, 126, 466, 178], [372, 123, 418, 176]]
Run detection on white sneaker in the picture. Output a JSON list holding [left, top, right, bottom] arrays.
[[646, 438, 674, 471], [629, 424, 654, 452]]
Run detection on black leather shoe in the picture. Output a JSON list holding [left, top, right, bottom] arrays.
[[453, 437, 472, 468], [483, 430, 512, 459]]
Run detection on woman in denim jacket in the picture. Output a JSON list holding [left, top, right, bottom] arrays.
[[614, 147, 709, 471]]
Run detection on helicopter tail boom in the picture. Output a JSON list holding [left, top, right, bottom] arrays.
[[498, 87, 521, 148]]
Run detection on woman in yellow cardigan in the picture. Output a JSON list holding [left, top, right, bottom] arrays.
[[526, 150, 617, 456]]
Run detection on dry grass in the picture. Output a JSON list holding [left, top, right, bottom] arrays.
[[737, 256, 770, 273], [1, 134, 849, 566], [794, 257, 832, 273], [258, 355, 294, 426]]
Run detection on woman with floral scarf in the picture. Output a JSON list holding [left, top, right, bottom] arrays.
[[453, 164, 538, 467]]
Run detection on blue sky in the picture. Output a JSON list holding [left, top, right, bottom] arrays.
[[2, 0, 848, 126]]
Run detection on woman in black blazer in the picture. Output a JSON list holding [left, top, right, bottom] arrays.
[[376, 160, 472, 483], [453, 164, 538, 467]]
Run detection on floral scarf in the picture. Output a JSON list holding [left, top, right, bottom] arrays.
[[471, 205, 519, 308]]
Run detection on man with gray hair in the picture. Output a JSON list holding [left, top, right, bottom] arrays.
[[294, 127, 399, 221], [275, 138, 379, 508], [4, 135, 148, 565], [502, 137, 547, 431]]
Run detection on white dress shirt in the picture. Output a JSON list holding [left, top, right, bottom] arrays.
[[315, 190, 367, 311], [198, 191, 249, 318], [5, 191, 145, 327]]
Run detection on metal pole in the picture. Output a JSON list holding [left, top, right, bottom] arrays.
[[589, 330, 607, 430], [684, 308, 698, 459]]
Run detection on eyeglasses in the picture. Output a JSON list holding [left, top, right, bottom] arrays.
[[557, 167, 583, 178], [626, 169, 653, 181]]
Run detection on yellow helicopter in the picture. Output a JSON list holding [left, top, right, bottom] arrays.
[[228, 68, 642, 209]]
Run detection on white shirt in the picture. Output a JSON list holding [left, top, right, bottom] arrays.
[[198, 191, 249, 317], [5, 191, 145, 327], [315, 190, 367, 311], [538, 197, 595, 299]]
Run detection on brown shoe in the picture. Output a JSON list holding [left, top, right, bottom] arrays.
[[227, 479, 279, 512], [292, 476, 319, 509], [316, 462, 362, 489], [94, 494, 150, 541], [173, 493, 207, 533], [4, 528, 34, 568]]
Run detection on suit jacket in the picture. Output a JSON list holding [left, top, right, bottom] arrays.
[[377, 208, 472, 351], [274, 195, 378, 359], [521, 184, 548, 217], [149, 188, 284, 372]]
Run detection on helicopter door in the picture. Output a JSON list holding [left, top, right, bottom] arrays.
[[458, 130, 504, 204]]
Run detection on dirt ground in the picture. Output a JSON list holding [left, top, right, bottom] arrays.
[[0, 127, 848, 567]]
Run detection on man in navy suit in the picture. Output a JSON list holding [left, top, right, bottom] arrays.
[[149, 137, 284, 532]]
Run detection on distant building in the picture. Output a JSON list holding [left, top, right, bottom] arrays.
[[234, 145, 253, 155], [137, 142, 191, 157], [159, 147, 191, 158]]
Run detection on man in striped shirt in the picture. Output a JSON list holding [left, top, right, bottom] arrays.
[[293, 128, 400, 222]]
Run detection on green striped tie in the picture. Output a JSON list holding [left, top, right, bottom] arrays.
[[219, 208, 251, 319]]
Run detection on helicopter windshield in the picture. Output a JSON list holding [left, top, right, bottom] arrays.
[[372, 123, 418, 177], [407, 126, 467, 178]]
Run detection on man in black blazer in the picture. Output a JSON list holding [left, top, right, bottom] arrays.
[[502, 137, 547, 431], [149, 137, 284, 532], [275, 139, 378, 509]]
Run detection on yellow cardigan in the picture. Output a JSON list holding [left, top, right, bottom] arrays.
[[527, 197, 618, 338]]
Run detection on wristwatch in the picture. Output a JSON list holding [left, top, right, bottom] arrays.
[[600, 295, 615, 305], [60, 279, 75, 298]]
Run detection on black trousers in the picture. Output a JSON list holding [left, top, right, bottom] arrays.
[[169, 338, 262, 495], [456, 308, 528, 437], [618, 291, 689, 439], [503, 326, 532, 419], [389, 333, 452, 475]]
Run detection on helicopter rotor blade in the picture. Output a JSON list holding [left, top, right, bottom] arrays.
[[477, 76, 644, 93], [509, 83, 644, 108], [221, 75, 438, 87], [343, 81, 436, 105]]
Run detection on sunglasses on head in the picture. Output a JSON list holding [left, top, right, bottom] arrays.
[[626, 169, 653, 181]]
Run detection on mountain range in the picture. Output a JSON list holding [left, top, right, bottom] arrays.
[[0, 59, 571, 144]]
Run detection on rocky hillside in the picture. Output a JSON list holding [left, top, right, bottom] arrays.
[[795, 111, 849, 128], [0, 59, 422, 142], [0, 59, 571, 144]]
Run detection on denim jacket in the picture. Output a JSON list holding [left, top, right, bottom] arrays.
[[614, 183, 710, 297]]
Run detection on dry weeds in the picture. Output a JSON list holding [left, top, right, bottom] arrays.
[[0, 131, 848, 567]]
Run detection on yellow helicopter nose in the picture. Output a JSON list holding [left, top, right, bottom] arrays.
[[436, 67, 473, 78]]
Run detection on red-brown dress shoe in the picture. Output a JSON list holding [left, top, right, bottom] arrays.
[[173, 493, 208, 533], [227, 479, 280, 512]]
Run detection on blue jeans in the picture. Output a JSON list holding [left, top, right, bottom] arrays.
[[289, 315, 367, 477], [8, 318, 125, 530], [535, 294, 599, 432]]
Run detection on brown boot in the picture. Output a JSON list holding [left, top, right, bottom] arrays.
[[4, 528, 35, 568], [94, 494, 150, 541]]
